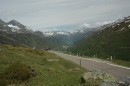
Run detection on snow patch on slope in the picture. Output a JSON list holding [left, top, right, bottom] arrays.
[[43, 32, 54, 37], [8, 24, 20, 30], [8, 24, 21, 32], [56, 31, 70, 35]]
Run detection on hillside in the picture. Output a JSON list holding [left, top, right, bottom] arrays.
[[0, 45, 86, 86], [68, 16, 130, 61], [0, 20, 67, 50]]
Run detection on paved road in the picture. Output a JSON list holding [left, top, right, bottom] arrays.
[[50, 51, 130, 79]]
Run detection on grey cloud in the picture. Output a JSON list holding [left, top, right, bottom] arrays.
[[0, 0, 130, 31]]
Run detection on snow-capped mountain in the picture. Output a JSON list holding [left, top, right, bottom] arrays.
[[7, 20, 25, 29], [0, 19, 33, 33], [72, 27, 96, 35], [96, 16, 130, 31], [43, 31, 71, 37]]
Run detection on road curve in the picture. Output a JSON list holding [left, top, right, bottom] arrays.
[[50, 51, 130, 79]]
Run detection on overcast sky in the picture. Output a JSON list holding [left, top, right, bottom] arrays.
[[0, 0, 130, 31]]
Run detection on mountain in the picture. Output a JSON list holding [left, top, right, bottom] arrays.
[[41, 28, 97, 50], [68, 16, 130, 61], [8, 20, 25, 29], [71, 27, 97, 43], [0, 19, 6, 25], [42, 31, 72, 50], [0, 19, 62, 49], [33, 31, 44, 37], [43, 31, 71, 37], [0, 19, 12, 33], [7, 20, 33, 33], [0, 19, 99, 50], [0, 19, 32, 33]]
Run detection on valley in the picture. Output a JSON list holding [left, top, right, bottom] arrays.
[[1, 0, 130, 85], [0, 16, 130, 63], [0, 16, 130, 85]]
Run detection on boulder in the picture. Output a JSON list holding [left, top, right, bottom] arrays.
[[81, 70, 117, 86]]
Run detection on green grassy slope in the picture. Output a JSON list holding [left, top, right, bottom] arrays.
[[0, 45, 85, 86], [68, 16, 130, 61]]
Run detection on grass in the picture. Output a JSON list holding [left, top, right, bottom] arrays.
[[0, 45, 87, 86], [112, 60, 130, 67]]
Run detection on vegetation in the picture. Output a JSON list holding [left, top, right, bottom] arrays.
[[0, 63, 33, 85], [0, 45, 86, 86], [68, 16, 130, 62], [112, 60, 130, 67]]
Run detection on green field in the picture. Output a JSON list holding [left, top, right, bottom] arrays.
[[0, 45, 86, 86]]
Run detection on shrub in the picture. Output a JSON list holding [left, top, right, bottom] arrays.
[[0, 63, 35, 85], [0, 73, 7, 86]]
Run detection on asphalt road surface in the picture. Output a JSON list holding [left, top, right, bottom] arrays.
[[50, 51, 130, 79]]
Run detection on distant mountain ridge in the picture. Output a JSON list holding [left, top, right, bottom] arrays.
[[0, 19, 33, 33], [0, 19, 61, 49], [0, 19, 95, 50]]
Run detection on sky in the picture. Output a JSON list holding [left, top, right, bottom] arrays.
[[0, 0, 130, 32]]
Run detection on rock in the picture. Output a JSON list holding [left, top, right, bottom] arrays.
[[100, 82, 119, 86], [47, 59, 59, 62], [31, 69, 36, 77], [82, 70, 116, 82], [119, 76, 130, 86], [81, 70, 117, 85]]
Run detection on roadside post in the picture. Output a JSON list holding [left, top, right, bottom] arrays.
[[79, 58, 82, 74], [110, 56, 113, 61]]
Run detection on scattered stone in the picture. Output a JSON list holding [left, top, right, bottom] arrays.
[[47, 59, 59, 62], [69, 68, 80, 72], [31, 69, 36, 77], [100, 82, 119, 86], [119, 76, 130, 86], [75, 68, 80, 70], [82, 70, 116, 82]]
